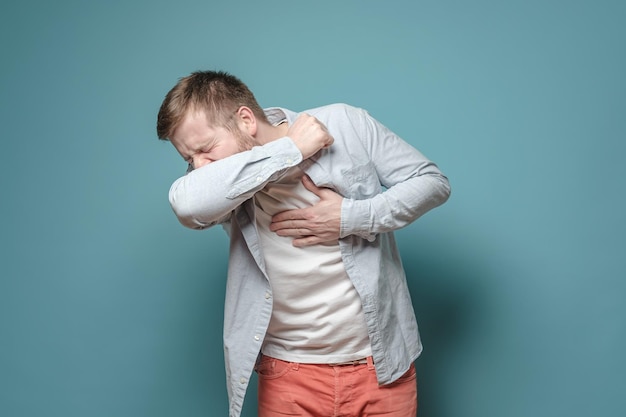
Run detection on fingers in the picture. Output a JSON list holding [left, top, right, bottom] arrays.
[[273, 225, 312, 237], [286, 114, 334, 159], [292, 236, 323, 247], [269, 217, 313, 235], [301, 174, 322, 196], [270, 208, 306, 226]]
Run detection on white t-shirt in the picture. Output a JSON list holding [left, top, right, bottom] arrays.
[[254, 166, 372, 363]]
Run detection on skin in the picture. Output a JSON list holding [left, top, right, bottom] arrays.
[[269, 174, 343, 247], [169, 106, 343, 247]]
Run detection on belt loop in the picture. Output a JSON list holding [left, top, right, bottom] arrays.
[[292, 362, 299, 371], [366, 356, 375, 370]]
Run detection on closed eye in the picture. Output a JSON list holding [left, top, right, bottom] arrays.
[[183, 144, 212, 165]]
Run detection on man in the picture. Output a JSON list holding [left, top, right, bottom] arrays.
[[156, 70, 450, 417]]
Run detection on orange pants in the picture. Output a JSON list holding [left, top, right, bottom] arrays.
[[256, 355, 418, 417]]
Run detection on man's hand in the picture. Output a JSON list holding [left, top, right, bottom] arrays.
[[287, 114, 334, 159], [270, 175, 342, 247]]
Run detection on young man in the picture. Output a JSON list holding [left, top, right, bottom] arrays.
[[157, 71, 450, 417]]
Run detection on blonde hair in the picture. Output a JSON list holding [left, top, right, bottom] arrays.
[[156, 70, 267, 140]]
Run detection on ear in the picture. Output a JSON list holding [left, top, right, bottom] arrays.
[[235, 106, 257, 136]]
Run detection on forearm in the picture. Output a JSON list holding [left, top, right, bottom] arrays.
[[169, 137, 302, 229], [340, 169, 450, 241], [339, 107, 451, 240]]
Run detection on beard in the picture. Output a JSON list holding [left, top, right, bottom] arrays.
[[235, 129, 258, 152]]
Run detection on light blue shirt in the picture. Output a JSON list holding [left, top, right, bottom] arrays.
[[168, 103, 451, 417]]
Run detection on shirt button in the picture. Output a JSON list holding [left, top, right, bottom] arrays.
[[256, 176, 263, 182], [240, 377, 246, 384], [254, 334, 260, 341], [286, 158, 293, 164], [265, 292, 271, 299]]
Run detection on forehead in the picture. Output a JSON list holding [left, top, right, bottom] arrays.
[[170, 111, 213, 152], [175, 110, 211, 137], [170, 111, 215, 142]]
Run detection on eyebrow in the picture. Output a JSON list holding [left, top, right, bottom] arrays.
[[176, 149, 192, 163], [181, 137, 216, 163]]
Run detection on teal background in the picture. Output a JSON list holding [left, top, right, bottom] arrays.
[[1, 0, 624, 416]]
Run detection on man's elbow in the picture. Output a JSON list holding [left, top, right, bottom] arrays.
[[169, 185, 207, 230], [430, 173, 451, 207]]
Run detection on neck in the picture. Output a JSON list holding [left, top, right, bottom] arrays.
[[256, 120, 289, 145]]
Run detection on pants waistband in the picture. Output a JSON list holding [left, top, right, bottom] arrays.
[[327, 356, 373, 366], [259, 354, 374, 367]]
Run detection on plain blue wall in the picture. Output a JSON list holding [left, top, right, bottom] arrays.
[[1, 1, 624, 416]]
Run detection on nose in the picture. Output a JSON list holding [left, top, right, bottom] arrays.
[[191, 154, 211, 169]]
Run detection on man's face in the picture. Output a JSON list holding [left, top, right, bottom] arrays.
[[170, 110, 257, 171]]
